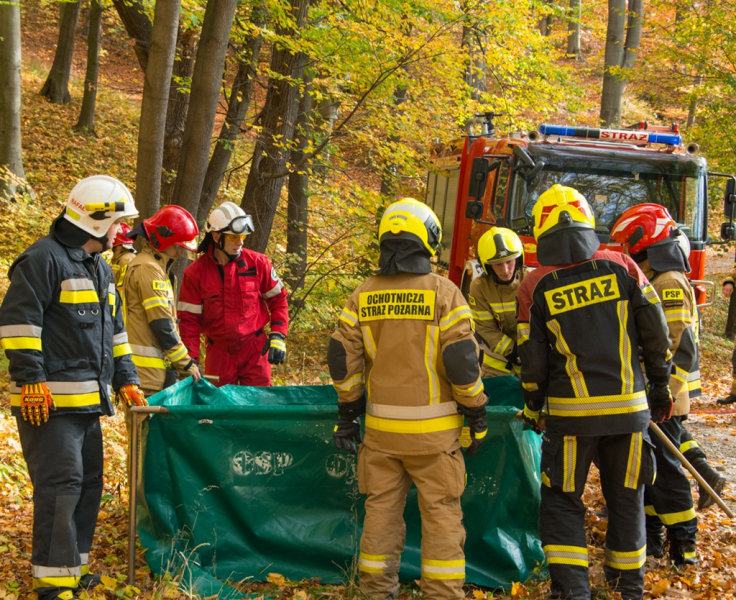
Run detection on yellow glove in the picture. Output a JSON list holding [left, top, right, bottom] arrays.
[[21, 383, 55, 426], [118, 384, 148, 407], [522, 405, 545, 434]]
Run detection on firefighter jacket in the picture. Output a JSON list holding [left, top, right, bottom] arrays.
[[119, 243, 196, 392], [0, 221, 139, 417], [517, 250, 672, 437], [640, 260, 697, 415], [328, 272, 486, 455], [468, 266, 529, 375], [177, 245, 289, 358], [111, 246, 136, 286]]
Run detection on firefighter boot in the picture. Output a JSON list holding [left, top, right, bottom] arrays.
[[717, 395, 736, 405], [691, 458, 727, 510], [79, 572, 102, 590], [669, 539, 698, 568], [646, 528, 665, 559]]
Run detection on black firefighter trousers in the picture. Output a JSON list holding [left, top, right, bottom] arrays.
[[539, 431, 655, 600], [17, 413, 104, 599]]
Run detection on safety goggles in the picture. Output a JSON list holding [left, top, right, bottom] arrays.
[[227, 215, 255, 235], [224, 233, 247, 243]]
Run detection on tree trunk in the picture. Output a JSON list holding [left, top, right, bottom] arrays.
[[135, 0, 181, 221], [599, 0, 642, 127], [160, 30, 196, 206], [379, 85, 407, 197], [39, 0, 81, 104], [567, 0, 581, 58], [538, 0, 553, 36], [241, 0, 311, 253], [111, 0, 152, 72], [686, 74, 703, 129], [197, 4, 267, 227], [461, 24, 487, 101], [285, 71, 313, 291], [174, 0, 240, 217], [0, 1, 24, 199], [74, 0, 102, 134]]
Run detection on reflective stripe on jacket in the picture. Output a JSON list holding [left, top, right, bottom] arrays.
[[328, 272, 485, 455], [517, 250, 672, 437], [111, 246, 136, 286], [0, 220, 138, 416]]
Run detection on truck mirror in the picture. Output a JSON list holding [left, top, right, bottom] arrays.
[[466, 200, 485, 220], [721, 222, 735, 241], [468, 157, 490, 199], [513, 145, 535, 169], [724, 178, 736, 219]]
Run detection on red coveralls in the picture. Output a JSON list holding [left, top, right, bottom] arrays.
[[178, 246, 289, 386]]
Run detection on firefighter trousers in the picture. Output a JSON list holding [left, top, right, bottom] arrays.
[[17, 414, 104, 599], [644, 417, 697, 544], [205, 330, 271, 387], [357, 444, 466, 600], [539, 432, 654, 600]]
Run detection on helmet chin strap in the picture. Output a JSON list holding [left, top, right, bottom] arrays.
[[215, 232, 240, 261]]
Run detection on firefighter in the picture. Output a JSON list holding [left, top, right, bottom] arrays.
[[110, 222, 136, 286], [328, 198, 487, 600], [611, 205, 724, 562], [178, 202, 288, 387], [0, 176, 145, 600], [517, 185, 672, 600], [719, 263, 736, 405], [121, 206, 201, 395], [468, 227, 529, 377]]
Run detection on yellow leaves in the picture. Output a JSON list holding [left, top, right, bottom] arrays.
[[650, 578, 671, 596], [99, 574, 117, 588], [267, 572, 287, 585]]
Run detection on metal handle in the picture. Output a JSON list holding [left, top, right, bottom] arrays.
[[690, 279, 715, 308]]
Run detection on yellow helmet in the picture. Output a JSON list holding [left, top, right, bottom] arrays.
[[477, 227, 523, 273], [378, 198, 442, 256], [532, 184, 595, 240]]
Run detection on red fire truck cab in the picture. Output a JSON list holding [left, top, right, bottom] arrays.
[[425, 119, 725, 305]]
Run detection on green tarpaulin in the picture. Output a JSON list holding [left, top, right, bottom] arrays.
[[136, 376, 544, 598]]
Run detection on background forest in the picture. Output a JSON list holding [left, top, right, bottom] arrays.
[[2, 0, 736, 599]]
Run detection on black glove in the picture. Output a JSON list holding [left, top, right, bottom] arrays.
[[458, 397, 488, 457], [262, 332, 286, 365], [505, 343, 519, 371], [522, 405, 545, 434], [647, 383, 673, 423], [333, 395, 366, 455]]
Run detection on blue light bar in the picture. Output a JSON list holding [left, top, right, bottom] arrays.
[[538, 124, 682, 146]]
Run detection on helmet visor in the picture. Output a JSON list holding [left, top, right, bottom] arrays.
[[228, 215, 254, 235]]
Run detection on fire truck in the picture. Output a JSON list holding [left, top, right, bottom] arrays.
[[425, 115, 736, 305]]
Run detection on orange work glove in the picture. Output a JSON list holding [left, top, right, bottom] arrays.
[[21, 383, 55, 426], [117, 384, 148, 407]]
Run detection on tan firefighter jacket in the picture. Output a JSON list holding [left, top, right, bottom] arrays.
[[468, 266, 529, 376], [119, 243, 197, 393], [111, 246, 136, 286], [329, 272, 486, 455], [641, 260, 698, 415]]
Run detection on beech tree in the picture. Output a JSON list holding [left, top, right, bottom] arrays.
[[39, 0, 81, 104], [0, 0, 24, 199], [74, 0, 102, 134]]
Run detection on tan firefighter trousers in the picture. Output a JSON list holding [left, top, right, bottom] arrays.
[[357, 444, 467, 600]]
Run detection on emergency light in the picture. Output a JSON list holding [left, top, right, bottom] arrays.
[[86, 202, 127, 212], [537, 124, 683, 147]]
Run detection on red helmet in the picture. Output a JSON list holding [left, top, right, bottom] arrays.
[[609, 204, 677, 254], [143, 206, 199, 252], [113, 222, 133, 247]]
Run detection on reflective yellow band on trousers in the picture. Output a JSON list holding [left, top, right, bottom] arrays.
[[420, 558, 465, 580], [365, 413, 464, 434], [543, 544, 588, 567], [605, 545, 646, 570], [547, 391, 647, 417], [653, 507, 697, 526], [33, 576, 80, 590], [358, 552, 399, 573]]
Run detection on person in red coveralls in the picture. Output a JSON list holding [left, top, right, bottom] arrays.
[[178, 202, 289, 386]]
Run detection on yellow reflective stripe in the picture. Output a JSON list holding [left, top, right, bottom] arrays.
[[142, 295, 169, 310], [131, 355, 166, 369], [543, 545, 588, 567], [59, 290, 99, 303], [33, 576, 81, 590], [563, 436, 576, 492], [471, 309, 494, 321], [548, 319, 588, 398], [270, 339, 286, 351], [490, 302, 514, 313], [367, 400, 458, 420], [493, 334, 513, 355], [339, 308, 358, 327], [672, 366, 688, 384], [680, 440, 698, 453], [334, 373, 364, 392], [362, 326, 377, 360], [547, 391, 648, 417], [113, 343, 132, 358], [11, 391, 100, 408], [166, 345, 188, 362], [358, 552, 398, 573], [605, 545, 646, 570], [641, 283, 660, 305], [657, 507, 697, 526], [624, 432, 643, 489], [522, 381, 539, 391], [360, 552, 397, 561], [439, 306, 472, 331], [452, 379, 483, 397], [644, 505, 657, 516], [421, 558, 465, 579], [108, 293, 117, 317], [365, 413, 464, 434], [541, 472, 551, 487], [665, 308, 690, 322], [483, 353, 511, 372], [425, 325, 440, 405], [616, 301, 634, 395], [517, 323, 530, 346], [1, 336, 43, 350]]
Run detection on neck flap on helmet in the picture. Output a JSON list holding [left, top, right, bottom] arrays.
[[52, 211, 93, 249], [536, 228, 600, 266], [377, 237, 432, 276], [631, 234, 690, 273]]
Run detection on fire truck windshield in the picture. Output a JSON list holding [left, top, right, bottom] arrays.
[[509, 145, 707, 244]]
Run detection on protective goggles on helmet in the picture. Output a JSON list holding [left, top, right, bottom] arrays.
[[226, 215, 255, 235]]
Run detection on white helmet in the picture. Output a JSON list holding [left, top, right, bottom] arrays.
[[63, 175, 139, 237], [205, 201, 254, 235]]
